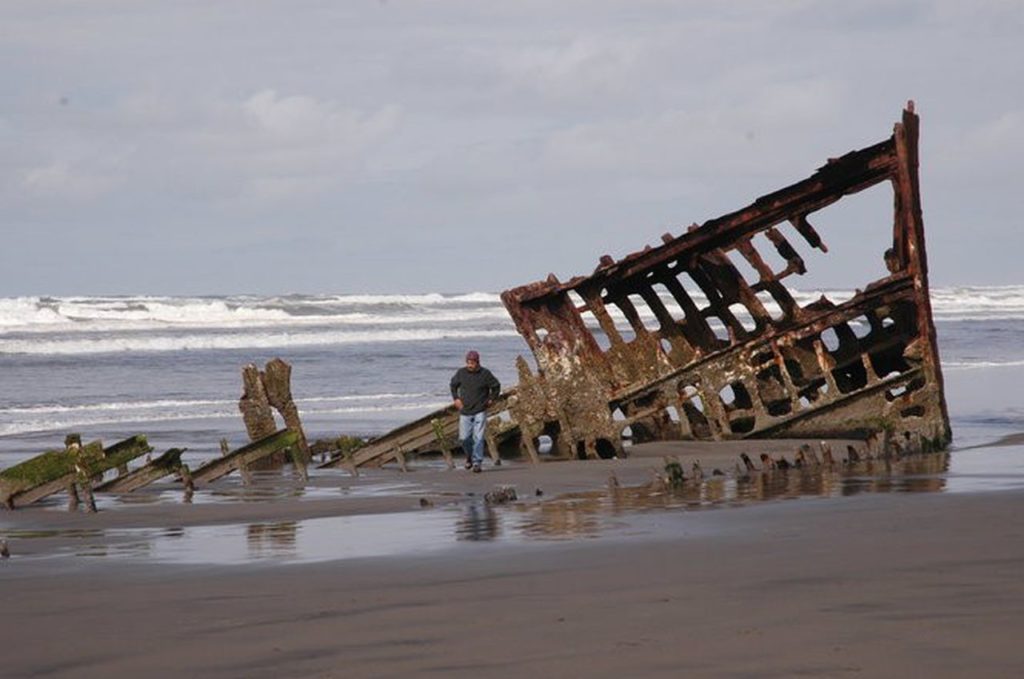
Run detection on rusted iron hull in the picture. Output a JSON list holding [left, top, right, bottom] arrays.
[[499, 104, 949, 459], [324, 104, 950, 469]]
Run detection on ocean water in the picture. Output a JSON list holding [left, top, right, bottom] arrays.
[[1, 286, 1022, 469]]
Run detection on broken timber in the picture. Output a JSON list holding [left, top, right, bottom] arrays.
[[94, 448, 187, 494], [239, 358, 311, 472], [323, 103, 951, 470], [190, 429, 299, 486], [1, 435, 153, 509]]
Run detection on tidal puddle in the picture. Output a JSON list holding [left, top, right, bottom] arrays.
[[2, 508, 523, 565], [4, 447, 1021, 565], [506, 448, 1024, 540], [35, 471, 423, 512]]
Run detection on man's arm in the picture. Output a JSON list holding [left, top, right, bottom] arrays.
[[450, 370, 463, 410], [450, 370, 461, 400], [487, 370, 501, 401]]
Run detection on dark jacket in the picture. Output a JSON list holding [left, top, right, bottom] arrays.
[[450, 367, 500, 415]]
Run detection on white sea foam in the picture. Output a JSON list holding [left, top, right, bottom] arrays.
[[0, 297, 71, 327], [308, 292, 502, 305], [0, 328, 519, 356], [0, 294, 510, 334], [3, 286, 1024, 355], [0, 402, 448, 437], [3, 287, 1023, 337], [944, 360, 1024, 370], [0, 392, 435, 416]]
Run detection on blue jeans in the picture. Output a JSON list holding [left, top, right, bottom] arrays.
[[459, 411, 487, 465]]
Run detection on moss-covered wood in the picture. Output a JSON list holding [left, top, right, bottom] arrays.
[[100, 435, 154, 471], [1, 436, 153, 509], [431, 418, 456, 469], [191, 429, 299, 486], [95, 447, 185, 493], [1, 449, 80, 490], [1, 441, 103, 506]]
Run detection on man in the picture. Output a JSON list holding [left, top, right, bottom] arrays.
[[450, 350, 501, 473]]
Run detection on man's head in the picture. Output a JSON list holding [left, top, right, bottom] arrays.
[[465, 350, 480, 371]]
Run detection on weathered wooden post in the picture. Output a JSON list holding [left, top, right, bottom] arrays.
[[238, 359, 309, 476], [69, 438, 98, 514], [343, 448, 359, 477], [180, 464, 194, 503], [263, 358, 310, 480], [430, 418, 456, 469], [222, 436, 252, 485], [239, 364, 277, 440], [66, 480, 80, 511]]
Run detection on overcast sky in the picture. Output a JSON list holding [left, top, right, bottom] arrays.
[[1, 1, 1021, 296]]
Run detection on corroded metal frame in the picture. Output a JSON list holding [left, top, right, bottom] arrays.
[[321, 104, 950, 469], [498, 103, 950, 460]]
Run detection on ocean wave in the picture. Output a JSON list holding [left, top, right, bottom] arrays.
[[0, 328, 519, 356], [0, 294, 509, 333], [304, 292, 502, 305], [0, 399, 448, 438], [0, 392, 437, 416], [944, 359, 1024, 370], [5, 286, 1024, 338], [2, 308, 514, 335]]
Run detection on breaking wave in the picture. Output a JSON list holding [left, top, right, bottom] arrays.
[[2, 287, 1022, 333], [0, 392, 446, 437], [2, 286, 1022, 357], [0, 328, 518, 356]]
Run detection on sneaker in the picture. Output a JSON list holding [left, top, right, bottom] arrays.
[[472, 464, 482, 473], [464, 460, 473, 470]]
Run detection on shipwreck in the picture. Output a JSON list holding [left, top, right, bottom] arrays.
[[0, 103, 953, 507], [322, 102, 951, 470]]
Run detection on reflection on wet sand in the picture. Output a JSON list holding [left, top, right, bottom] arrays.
[[509, 454, 951, 539], [247, 521, 298, 558], [0, 452, 978, 564], [456, 501, 500, 541]]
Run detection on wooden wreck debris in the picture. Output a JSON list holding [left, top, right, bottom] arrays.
[[430, 418, 456, 469], [190, 429, 299, 486], [263, 358, 310, 464], [320, 399, 511, 471], [1, 435, 153, 510], [238, 358, 309, 472], [240, 363, 278, 440], [221, 436, 253, 485], [95, 448, 187, 494], [318, 104, 951, 471]]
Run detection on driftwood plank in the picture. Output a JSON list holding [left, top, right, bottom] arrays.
[[1, 436, 153, 509], [95, 448, 186, 493], [190, 429, 299, 486]]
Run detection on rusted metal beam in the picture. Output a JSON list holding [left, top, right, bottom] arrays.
[[318, 103, 950, 470], [499, 102, 950, 459]]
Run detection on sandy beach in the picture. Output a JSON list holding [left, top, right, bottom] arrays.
[[5, 2, 1024, 677], [2, 440, 1023, 678]]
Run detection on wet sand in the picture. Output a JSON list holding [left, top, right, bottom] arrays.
[[2, 441, 1024, 677]]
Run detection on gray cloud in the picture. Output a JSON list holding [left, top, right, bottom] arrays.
[[1, 0, 1021, 294]]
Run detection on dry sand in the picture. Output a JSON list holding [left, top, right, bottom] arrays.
[[2, 441, 1023, 678]]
